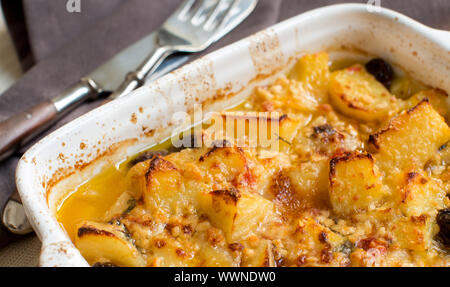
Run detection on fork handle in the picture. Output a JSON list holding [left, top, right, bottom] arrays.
[[109, 46, 174, 99]]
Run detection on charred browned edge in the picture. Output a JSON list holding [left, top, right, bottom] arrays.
[[407, 98, 429, 114], [411, 214, 428, 225], [406, 172, 420, 182], [211, 188, 241, 204], [402, 172, 428, 203], [318, 231, 329, 244], [329, 151, 374, 187], [154, 238, 167, 248], [368, 134, 381, 150], [405, 171, 428, 185], [270, 170, 306, 217], [130, 150, 169, 166], [199, 139, 233, 162], [228, 242, 244, 251], [279, 114, 288, 122], [145, 155, 178, 183], [77, 226, 115, 238]]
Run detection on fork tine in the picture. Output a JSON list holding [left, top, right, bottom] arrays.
[[189, 0, 210, 22], [209, 0, 239, 30], [175, 0, 196, 20], [203, 0, 223, 29]]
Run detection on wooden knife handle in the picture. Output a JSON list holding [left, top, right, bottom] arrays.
[[0, 101, 57, 161]]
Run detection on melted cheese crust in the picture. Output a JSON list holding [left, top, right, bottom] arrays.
[[58, 52, 450, 267]]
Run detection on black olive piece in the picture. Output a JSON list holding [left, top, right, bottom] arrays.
[[365, 58, 394, 89], [92, 262, 117, 267], [129, 150, 169, 166], [437, 208, 450, 246]]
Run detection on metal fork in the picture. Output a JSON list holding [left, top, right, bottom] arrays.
[[110, 0, 250, 99]]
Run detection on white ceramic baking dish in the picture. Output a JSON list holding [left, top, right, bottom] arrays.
[[15, 4, 450, 267]]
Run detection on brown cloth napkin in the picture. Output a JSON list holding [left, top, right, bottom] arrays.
[[0, 0, 449, 228]]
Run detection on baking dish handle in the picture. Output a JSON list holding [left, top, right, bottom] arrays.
[[40, 240, 89, 267]]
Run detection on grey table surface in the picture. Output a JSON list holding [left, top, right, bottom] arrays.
[[0, 9, 40, 268]]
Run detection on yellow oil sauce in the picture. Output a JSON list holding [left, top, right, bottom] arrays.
[[57, 165, 128, 241], [57, 138, 174, 241]]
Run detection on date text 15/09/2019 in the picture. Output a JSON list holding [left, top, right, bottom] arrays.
[[174, 271, 276, 285]]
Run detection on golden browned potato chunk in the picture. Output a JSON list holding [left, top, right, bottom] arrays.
[[142, 156, 187, 214], [369, 100, 450, 179], [287, 159, 329, 208], [197, 142, 250, 186], [199, 188, 275, 242], [329, 152, 388, 216], [390, 215, 437, 251], [397, 172, 446, 217], [329, 64, 396, 122], [75, 221, 145, 267], [293, 217, 345, 266]]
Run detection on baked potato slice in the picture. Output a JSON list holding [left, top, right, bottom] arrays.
[[329, 152, 389, 216], [75, 220, 145, 267], [329, 64, 396, 122], [288, 52, 330, 102], [369, 100, 450, 180], [199, 189, 275, 242]]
